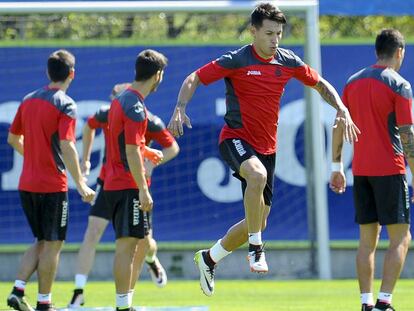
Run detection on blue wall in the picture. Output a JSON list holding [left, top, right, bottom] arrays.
[[0, 45, 413, 243]]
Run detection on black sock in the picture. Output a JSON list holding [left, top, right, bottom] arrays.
[[36, 302, 52, 310], [248, 243, 261, 252], [202, 250, 216, 268], [12, 287, 24, 297]]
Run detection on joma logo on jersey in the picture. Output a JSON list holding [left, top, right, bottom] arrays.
[[61, 201, 68, 227], [132, 198, 140, 226], [247, 70, 262, 76], [232, 139, 246, 156]]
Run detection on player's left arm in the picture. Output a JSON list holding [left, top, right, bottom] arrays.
[[7, 133, 24, 156], [312, 76, 360, 143]]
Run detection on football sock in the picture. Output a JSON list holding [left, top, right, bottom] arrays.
[[37, 293, 52, 304], [377, 292, 392, 304], [248, 232, 262, 246], [360, 293, 374, 306], [14, 280, 26, 292], [145, 253, 156, 263], [209, 239, 231, 263], [75, 274, 87, 289], [128, 289, 135, 306], [116, 293, 129, 310]]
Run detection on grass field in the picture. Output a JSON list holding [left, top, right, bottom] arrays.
[[1, 280, 414, 311]]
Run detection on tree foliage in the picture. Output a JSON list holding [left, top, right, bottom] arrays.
[[1, 13, 414, 43]]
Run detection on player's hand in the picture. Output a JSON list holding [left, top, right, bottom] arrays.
[[329, 171, 346, 194], [77, 183, 95, 203], [144, 159, 155, 178], [81, 160, 91, 177], [168, 106, 192, 137], [139, 187, 153, 212], [143, 147, 163, 165], [334, 108, 361, 143]]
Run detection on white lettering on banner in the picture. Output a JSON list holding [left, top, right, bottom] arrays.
[[2, 99, 413, 203]]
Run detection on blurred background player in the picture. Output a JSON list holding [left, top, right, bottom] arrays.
[[168, 2, 359, 297], [330, 29, 413, 311], [68, 82, 179, 307], [6, 49, 95, 311], [103, 50, 168, 311]]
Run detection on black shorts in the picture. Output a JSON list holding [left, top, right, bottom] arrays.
[[104, 189, 149, 239], [353, 175, 410, 225], [219, 138, 275, 206], [19, 191, 68, 241], [89, 178, 115, 221]]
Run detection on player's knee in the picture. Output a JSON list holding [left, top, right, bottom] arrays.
[[245, 169, 267, 189], [85, 226, 104, 244]]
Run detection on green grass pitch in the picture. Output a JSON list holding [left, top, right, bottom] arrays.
[[1, 280, 414, 310]]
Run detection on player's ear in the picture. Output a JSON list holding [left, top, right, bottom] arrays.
[[69, 68, 75, 80], [250, 25, 256, 37]]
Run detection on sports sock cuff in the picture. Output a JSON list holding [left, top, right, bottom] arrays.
[[378, 292, 392, 304], [14, 280, 26, 291], [75, 274, 88, 289], [360, 293, 374, 305], [209, 239, 231, 263], [248, 232, 262, 245]]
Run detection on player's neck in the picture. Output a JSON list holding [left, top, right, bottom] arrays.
[[48, 81, 69, 92], [376, 59, 398, 71], [130, 81, 152, 99]]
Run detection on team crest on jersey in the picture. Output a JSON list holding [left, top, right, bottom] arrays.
[[275, 68, 282, 77]]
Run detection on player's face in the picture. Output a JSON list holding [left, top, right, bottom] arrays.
[[252, 19, 283, 59]]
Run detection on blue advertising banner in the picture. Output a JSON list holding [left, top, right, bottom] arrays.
[[0, 45, 413, 243]]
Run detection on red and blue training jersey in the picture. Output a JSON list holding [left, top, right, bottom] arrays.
[[196, 44, 319, 155], [343, 65, 414, 176], [104, 87, 148, 191], [9, 86, 77, 192]]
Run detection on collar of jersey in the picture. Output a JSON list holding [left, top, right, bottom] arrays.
[[251, 44, 276, 63], [126, 86, 145, 101]]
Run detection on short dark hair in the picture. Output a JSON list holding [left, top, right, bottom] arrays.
[[47, 49, 75, 82], [375, 29, 405, 60], [134, 49, 168, 81], [251, 3, 287, 28]]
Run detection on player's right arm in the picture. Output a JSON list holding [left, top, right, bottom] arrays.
[[7, 133, 24, 156], [168, 71, 200, 137], [8, 105, 24, 155]]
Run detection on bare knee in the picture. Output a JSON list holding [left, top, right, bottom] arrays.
[[244, 169, 267, 190], [389, 230, 411, 250]]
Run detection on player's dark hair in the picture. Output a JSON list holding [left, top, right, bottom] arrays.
[[375, 29, 405, 60], [251, 3, 287, 28], [135, 49, 168, 81], [47, 49, 75, 82]]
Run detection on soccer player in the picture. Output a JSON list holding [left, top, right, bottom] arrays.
[[168, 2, 360, 297], [6, 49, 95, 311], [104, 50, 168, 311], [330, 29, 412, 311], [68, 83, 179, 307]]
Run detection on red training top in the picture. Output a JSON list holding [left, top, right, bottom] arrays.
[[9, 86, 77, 192]]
